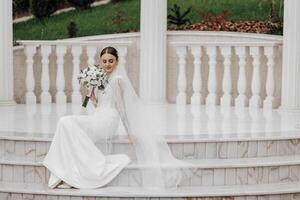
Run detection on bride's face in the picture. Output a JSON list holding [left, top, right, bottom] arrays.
[[101, 53, 118, 74]]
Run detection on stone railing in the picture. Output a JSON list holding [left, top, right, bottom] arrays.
[[18, 40, 131, 104], [16, 32, 283, 109], [171, 41, 283, 109]]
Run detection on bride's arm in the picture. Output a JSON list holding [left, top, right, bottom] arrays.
[[114, 77, 133, 143]]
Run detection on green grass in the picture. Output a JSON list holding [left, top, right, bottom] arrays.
[[13, 0, 140, 42], [13, 0, 283, 43]]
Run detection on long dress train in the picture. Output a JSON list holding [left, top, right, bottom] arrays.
[[43, 74, 130, 189]]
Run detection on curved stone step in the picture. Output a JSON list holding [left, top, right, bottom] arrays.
[[1, 132, 300, 162], [0, 181, 300, 199], [0, 155, 299, 187]]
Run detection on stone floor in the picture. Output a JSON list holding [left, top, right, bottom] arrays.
[[0, 104, 299, 141]]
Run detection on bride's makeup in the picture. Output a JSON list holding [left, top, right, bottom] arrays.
[[101, 53, 118, 74]]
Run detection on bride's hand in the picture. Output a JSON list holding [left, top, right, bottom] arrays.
[[89, 87, 98, 108]]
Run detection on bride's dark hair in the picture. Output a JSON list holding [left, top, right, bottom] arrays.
[[100, 46, 119, 61]]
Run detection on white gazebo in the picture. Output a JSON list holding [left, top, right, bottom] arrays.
[[1, 0, 300, 110], [2, 0, 300, 199]]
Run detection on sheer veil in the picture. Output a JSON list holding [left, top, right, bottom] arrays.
[[111, 58, 192, 189]]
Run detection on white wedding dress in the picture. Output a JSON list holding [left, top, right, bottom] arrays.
[[43, 63, 191, 190], [43, 73, 131, 189]]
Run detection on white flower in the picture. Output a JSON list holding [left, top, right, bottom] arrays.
[[78, 65, 108, 91]]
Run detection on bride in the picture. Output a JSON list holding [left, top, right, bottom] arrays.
[[43, 46, 189, 189]]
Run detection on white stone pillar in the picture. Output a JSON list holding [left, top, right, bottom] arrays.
[[281, 0, 300, 111], [139, 0, 167, 104], [0, 0, 15, 105]]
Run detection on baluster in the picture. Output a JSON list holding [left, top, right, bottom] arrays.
[[190, 46, 203, 105], [249, 46, 262, 108], [235, 46, 248, 107], [175, 46, 187, 105], [86, 46, 97, 66], [56, 46, 67, 104], [220, 46, 232, 107], [40, 45, 52, 104], [263, 46, 276, 109], [71, 46, 83, 104], [206, 46, 218, 106], [24, 45, 36, 104]]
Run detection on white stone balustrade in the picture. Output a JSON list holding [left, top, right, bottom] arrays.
[[190, 46, 203, 105], [86, 46, 97, 66], [24, 45, 36, 104], [235, 46, 248, 108], [40, 45, 52, 104], [264, 46, 276, 109], [19, 40, 131, 104], [71, 46, 82, 104], [172, 42, 282, 109], [220, 46, 232, 107], [56, 46, 67, 104], [206, 46, 218, 106], [249, 46, 262, 108], [19, 40, 281, 109], [175, 46, 187, 105]]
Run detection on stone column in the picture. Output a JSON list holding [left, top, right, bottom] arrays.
[[139, 0, 167, 104], [0, 0, 15, 105], [281, 0, 300, 111]]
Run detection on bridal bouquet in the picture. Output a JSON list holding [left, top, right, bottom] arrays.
[[78, 65, 108, 107]]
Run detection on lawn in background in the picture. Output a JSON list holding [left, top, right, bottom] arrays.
[[13, 0, 283, 43]]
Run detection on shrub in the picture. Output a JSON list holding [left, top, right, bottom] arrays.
[[111, 0, 123, 3], [167, 4, 192, 30], [67, 0, 95, 9], [67, 21, 78, 38], [30, 0, 59, 19], [107, 4, 128, 33], [13, 0, 30, 17]]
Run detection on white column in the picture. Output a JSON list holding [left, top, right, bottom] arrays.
[[0, 0, 15, 105], [56, 46, 67, 104], [206, 46, 218, 106], [140, 0, 167, 104], [175, 46, 187, 105], [281, 0, 300, 111], [249, 46, 262, 108], [220, 46, 232, 107], [235, 46, 248, 107], [190, 46, 203, 105]]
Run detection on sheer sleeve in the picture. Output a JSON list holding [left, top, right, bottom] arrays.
[[110, 67, 193, 189], [113, 76, 131, 138]]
